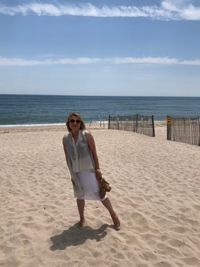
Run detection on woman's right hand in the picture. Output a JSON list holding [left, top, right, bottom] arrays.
[[95, 169, 102, 181]]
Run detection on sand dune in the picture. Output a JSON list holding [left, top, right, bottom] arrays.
[[0, 125, 200, 266]]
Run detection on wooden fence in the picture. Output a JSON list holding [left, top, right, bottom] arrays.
[[108, 114, 155, 137], [167, 116, 200, 146]]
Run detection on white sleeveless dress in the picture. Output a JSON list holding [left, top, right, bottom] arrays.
[[76, 172, 101, 200], [63, 130, 107, 201]]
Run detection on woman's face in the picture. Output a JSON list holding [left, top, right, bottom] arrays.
[[68, 115, 81, 131]]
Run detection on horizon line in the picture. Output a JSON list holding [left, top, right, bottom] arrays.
[[1, 93, 200, 98]]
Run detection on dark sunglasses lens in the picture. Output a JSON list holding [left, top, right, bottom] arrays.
[[70, 119, 81, 123]]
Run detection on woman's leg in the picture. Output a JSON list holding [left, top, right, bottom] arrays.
[[101, 197, 120, 230], [77, 199, 85, 227]]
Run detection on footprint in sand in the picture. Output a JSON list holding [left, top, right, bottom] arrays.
[[156, 242, 181, 256], [182, 257, 199, 265], [131, 212, 149, 232], [193, 204, 200, 211], [167, 238, 185, 248], [140, 250, 157, 261], [169, 226, 187, 234], [154, 262, 172, 267]]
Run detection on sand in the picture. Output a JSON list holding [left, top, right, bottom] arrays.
[[0, 124, 200, 267]]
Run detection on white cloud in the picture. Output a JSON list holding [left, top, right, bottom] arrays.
[[180, 59, 200, 65], [1, 56, 200, 66], [181, 4, 200, 20], [0, 57, 101, 66], [0, 1, 199, 20], [112, 57, 179, 64]]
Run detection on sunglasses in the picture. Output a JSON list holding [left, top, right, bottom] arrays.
[[69, 119, 81, 124]]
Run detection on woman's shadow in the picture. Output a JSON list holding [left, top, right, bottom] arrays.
[[50, 223, 110, 251]]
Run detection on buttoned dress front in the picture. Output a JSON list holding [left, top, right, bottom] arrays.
[[63, 130, 102, 200]]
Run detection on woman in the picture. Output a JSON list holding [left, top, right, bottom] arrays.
[[62, 112, 120, 230]]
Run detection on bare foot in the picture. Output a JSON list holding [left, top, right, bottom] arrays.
[[78, 218, 85, 228], [111, 213, 120, 231]]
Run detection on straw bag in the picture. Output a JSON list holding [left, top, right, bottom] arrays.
[[99, 177, 111, 199]]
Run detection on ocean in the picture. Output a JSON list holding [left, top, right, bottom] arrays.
[[0, 94, 200, 126]]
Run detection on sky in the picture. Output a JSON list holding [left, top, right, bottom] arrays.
[[0, 0, 200, 96]]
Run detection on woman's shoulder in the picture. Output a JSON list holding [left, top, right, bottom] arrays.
[[81, 130, 94, 143], [82, 129, 92, 137], [82, 129, 89, 134], [62, 133, 71, 144]]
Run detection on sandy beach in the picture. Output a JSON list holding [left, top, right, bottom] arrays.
[[0, 124, 200, 267]]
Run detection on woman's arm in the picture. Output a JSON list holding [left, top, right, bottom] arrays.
[[62, 137, 76, 185], [62, 137, 68, 162], [87, 132, 102, 180]]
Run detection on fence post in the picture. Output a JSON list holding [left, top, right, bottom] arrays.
[[167, 115, 172, 140], [132, 116, 134, 132], [108, 115, 111, 129], [152, 115, 155, 137], [198, 116, 200, 146], [136, 114, 139, 133], [117, 115, 119, 130]]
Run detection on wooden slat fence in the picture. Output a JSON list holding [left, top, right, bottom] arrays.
[[108, 114, 155, 137], [167, 116, 200, 146]]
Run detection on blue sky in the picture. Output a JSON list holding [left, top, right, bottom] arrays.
[[0, 0, 200, 96]]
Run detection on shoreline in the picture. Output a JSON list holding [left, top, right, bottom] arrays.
[[0, 122, 108, 134], [0, 120, 166, 130], [0, 120, 106, 128]]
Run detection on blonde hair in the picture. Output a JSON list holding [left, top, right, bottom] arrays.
[[66, 112, 86, 132]]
